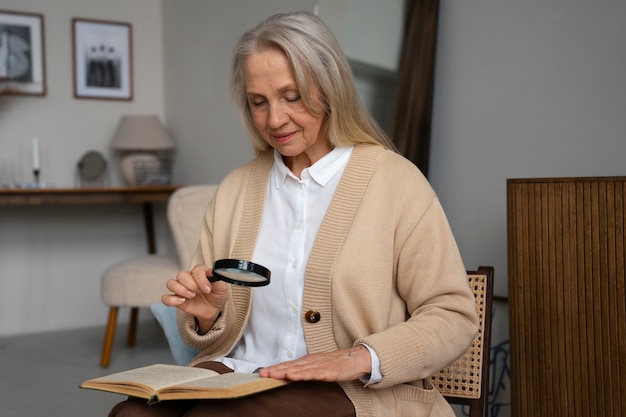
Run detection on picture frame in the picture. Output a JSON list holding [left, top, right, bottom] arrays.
[[0, 9, 46, 96], [72, 18, 133, 100]]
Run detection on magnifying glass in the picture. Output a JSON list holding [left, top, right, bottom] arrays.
[[210, 259, 271, 287]]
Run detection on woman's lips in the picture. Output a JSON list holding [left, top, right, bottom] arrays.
[[272, 131, 296, 144]]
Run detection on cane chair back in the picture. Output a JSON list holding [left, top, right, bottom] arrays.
[[430, 266, 494, 417]]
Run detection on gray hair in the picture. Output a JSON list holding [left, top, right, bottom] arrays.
[[230, 11, 394, 153]]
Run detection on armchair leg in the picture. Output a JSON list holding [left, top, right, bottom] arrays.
[[100, 307, 119, 368], [127, 307, 139, 347]]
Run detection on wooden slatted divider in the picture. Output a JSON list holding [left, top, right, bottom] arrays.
[[507, 177, 625, 417]]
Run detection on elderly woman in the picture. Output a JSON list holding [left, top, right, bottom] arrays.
[[109, 10, 478, 417]]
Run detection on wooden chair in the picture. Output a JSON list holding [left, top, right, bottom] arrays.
[[430, 266, 494, 417], [99, 184, 218, 367]]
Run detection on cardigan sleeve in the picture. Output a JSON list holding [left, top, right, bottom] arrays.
[[355, 196, 479, 389]]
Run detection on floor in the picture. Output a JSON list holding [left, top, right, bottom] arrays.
[[0, 313, 175, 417]]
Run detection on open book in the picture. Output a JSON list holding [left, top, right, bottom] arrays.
[[80, 364, 289, 404]]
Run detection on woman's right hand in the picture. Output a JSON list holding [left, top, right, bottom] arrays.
[[162, 264, 228, 332]]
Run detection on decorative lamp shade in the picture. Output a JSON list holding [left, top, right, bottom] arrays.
[[110, 115, 174, 151]]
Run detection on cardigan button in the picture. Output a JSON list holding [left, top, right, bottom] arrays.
[[304, 310, 321, 323]]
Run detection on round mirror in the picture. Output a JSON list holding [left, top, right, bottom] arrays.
[[78, 151, 107, 180]]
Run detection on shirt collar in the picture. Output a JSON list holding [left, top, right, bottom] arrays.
[[271, 146, 354, 188]]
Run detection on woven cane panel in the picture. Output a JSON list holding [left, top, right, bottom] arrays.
[[430, 273, 486, 399]]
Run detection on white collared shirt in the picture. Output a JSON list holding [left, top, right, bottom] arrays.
[[218, 146, 381, 384]]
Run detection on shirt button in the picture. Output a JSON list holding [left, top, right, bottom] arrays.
[[305, 310, 321, 323], [291, 306, 298, 314], [286, 351, 294, 358]]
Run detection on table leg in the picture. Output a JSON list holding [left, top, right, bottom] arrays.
[[142, 202, 156, 254]]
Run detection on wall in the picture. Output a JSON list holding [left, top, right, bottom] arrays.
[[0, 0, 167, 335], [0, 0, 165, 187], [430, 0, 626, 298]]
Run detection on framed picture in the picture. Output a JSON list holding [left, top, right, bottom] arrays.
[[0, 9, 46, 96], [72, 18, 133, 100]]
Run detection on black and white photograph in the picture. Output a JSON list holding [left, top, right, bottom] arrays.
[[72, 18, 132, 100], [0, 9, 46, 95]]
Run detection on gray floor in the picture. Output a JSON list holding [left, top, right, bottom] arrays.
[[0, 311, 175, 417]]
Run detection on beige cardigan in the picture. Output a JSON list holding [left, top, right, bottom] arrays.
[[179, 144, 479, 417]]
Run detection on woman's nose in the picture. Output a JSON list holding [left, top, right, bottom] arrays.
[[267, 103, 288, 128]]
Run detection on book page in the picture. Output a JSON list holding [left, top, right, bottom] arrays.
[[172, 372, 276, 390], [161, 372, 290, 399], [87, 364, 218, 391]]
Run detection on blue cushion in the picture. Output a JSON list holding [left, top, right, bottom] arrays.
[[150, 302, 200, 365]]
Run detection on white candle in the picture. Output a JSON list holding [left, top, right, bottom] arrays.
[[32, 138, 40, 171]]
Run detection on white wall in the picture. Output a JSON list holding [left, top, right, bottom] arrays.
[[0, 0, 167, 336], [0, 0, 165, 187], [430, 0, 626, 297]]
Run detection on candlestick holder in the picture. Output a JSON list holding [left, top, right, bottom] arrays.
[[24, 169, 44, 188]]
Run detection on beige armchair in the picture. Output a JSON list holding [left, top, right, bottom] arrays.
[[100, 184, 218, 367]]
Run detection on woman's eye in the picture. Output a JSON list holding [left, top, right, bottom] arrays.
[[285, 93, 301, 102], [251, 98, 266, 107]]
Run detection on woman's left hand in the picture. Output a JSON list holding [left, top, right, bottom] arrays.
[[258, 345, 372, 382]]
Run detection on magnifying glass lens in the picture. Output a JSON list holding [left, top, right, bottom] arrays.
[[216, 268, 267, 283]]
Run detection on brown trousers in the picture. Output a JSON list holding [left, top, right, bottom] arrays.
[[108, 362, 356, 417]]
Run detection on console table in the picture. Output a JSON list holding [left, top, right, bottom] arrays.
[[0, 186, 178, 254]]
